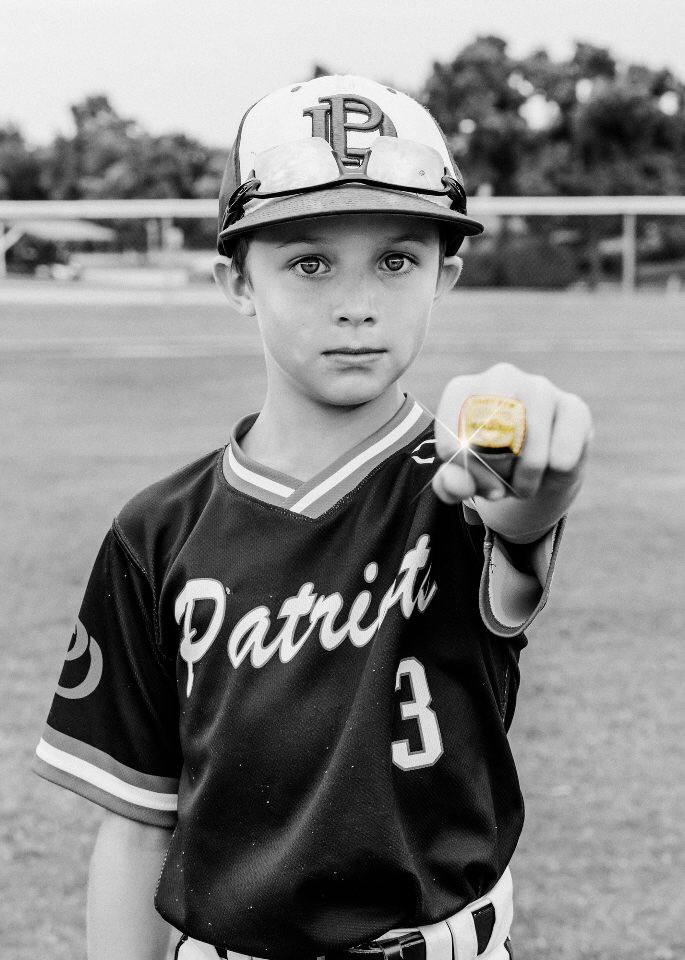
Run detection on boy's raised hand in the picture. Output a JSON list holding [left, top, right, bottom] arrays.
[[432, 363, 593, 544]]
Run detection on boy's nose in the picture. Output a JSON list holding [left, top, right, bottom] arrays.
[[334, 278, 377, 326]]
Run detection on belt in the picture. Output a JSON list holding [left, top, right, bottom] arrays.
[[177, 868, 513, 960], [328, 903, 496, 960]]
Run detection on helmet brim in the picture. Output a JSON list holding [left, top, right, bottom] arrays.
[[218, 183, 484, 256]]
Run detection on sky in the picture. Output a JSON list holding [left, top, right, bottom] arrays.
[[2, 0, 684, 149]]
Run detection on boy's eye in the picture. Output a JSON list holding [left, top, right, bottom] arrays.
[[294, 257, 325, 275], [382, 254, 411, 273]]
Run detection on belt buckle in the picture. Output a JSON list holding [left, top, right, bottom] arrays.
[[373, 931, 425, 960]]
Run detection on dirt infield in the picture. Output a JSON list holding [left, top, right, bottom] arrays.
[[2, 288, 683, 959]]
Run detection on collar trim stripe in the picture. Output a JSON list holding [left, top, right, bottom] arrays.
[[289, 401, 424, 515], [222, 396, 433, 517], [227, 444, 296, 498]]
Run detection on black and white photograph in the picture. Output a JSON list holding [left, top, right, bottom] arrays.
[[1, 2, 683, 958]]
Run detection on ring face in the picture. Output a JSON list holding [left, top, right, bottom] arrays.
[[458, 395, 526, 455]]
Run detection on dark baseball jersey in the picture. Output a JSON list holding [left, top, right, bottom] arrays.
[[34, 394, 562, 959]]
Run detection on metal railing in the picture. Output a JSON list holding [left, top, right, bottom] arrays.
[[2, 196, 685, 291]]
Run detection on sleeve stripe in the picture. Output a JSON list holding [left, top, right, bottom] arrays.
[[35, 738, 178, 812], [32, 753, 177, 828], [40, 724, 180, 793]]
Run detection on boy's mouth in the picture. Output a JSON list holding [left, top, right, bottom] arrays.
[[323, 348, 386, 356]]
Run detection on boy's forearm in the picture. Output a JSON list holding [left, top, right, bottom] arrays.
[[87, 811, 174, 960]]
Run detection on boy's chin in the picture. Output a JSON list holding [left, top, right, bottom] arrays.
[[309, 378, 397, 409]]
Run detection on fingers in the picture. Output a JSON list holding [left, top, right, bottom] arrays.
[[434, 382, 511, 501], [431, 462, 477, 504], [548, 392, 594, 473], [433, 364, 593, 504], [509, 375, 555, 499]]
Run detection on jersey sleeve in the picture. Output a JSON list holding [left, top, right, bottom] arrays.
[[462, 504, 565, 637], [33, 526, 181, 827]]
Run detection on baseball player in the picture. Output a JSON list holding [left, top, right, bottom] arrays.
[[34, 75, 592, 960]]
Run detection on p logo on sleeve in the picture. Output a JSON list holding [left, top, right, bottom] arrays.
[[56, 619, 103, 700]]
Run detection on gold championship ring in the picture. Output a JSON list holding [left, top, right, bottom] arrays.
[[458, 394, 526, 483]]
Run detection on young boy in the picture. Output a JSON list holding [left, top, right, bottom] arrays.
[[34, 76, 592, 960]]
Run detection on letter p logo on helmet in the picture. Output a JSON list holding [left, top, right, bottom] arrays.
[[303, 94, 398, 165]]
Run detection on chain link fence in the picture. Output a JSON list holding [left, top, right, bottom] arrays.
[[459, 211, 685, 291]]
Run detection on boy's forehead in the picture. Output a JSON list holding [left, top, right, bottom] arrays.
[[254, 214, 442, 247]]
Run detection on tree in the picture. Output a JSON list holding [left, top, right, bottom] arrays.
[[422, 36, 530, 194], [34, 95, 226, 248], [39, 95, 223, 203], [422, 38, 685, 198], [0, 124, 47, 200]]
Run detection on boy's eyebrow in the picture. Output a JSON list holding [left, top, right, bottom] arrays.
[[386, 233, 432, 245], [275, 236, 328, 248], [275, 233, 433, 248]]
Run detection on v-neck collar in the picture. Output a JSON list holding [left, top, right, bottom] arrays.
[[222, 394, 432, 519]]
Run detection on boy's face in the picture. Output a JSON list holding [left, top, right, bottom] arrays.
[[220, 214, 458, 410]]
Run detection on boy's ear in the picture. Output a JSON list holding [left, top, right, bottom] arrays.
[[213, 255, 256, 317], [434, 255, 463, 304]]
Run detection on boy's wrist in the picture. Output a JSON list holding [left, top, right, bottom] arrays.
[[471, 463, 583, 544], [496, 530, 553, 569]]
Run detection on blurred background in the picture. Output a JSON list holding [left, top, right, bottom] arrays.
[[2, 3, 684, 960], [2, 0, 685, 289]]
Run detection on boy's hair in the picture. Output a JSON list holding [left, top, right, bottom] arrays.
[[217, 75, 483, 260], [230, 235, 251, 281]]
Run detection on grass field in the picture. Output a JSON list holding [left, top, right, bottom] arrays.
[[1, 283, 684, 959]]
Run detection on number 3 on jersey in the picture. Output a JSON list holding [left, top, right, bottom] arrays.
[[392, 657, 444, 770]]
